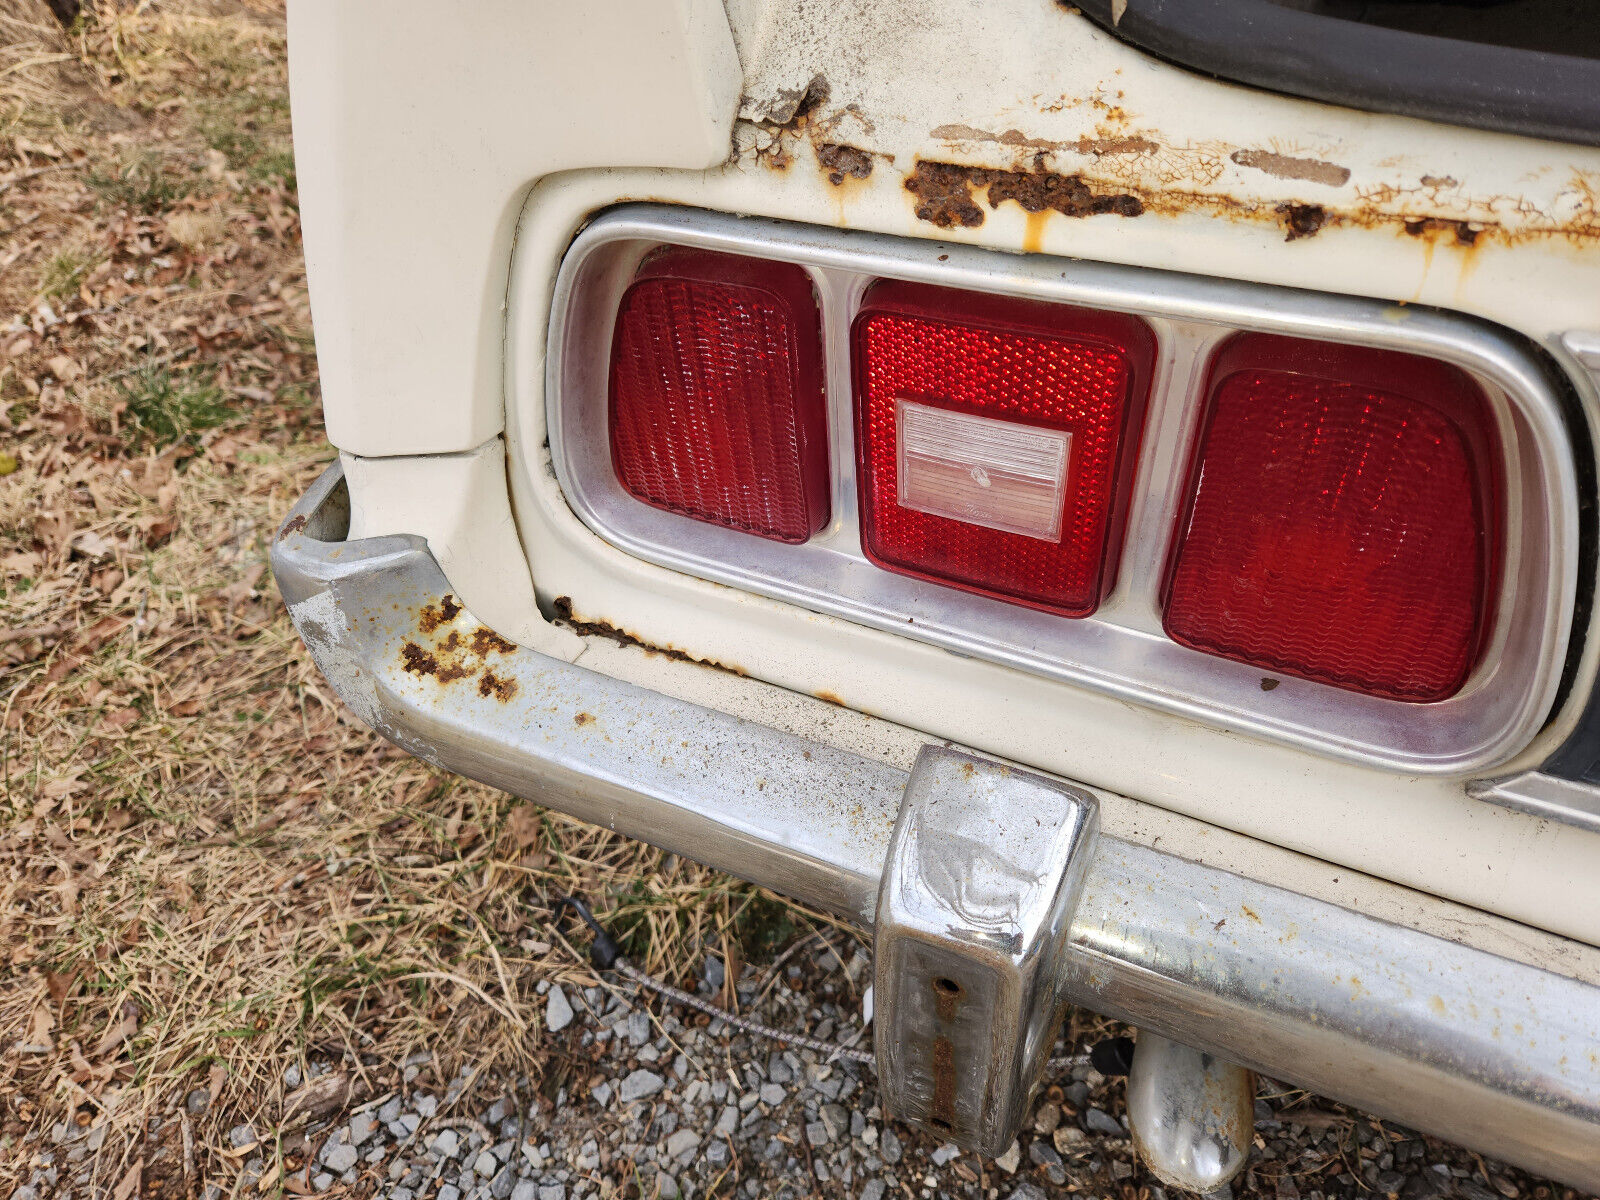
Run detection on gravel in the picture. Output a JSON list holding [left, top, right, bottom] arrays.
[[20, 941, 1576, 1199]]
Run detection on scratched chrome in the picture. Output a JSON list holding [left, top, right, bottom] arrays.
[[275, 464, 1600, 1191], [547, 204, 1580, 778], [874, 747, 1099, 1155], [1467, 771, 1600, 834], [1126, 1030, 1255, 1192]]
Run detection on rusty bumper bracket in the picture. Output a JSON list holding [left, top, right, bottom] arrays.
[[274, 464, 1600, 1191]]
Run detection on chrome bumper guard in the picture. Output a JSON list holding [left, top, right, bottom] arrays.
[[274, 465, 1600, 1191]]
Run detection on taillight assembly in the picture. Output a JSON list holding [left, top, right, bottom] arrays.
[[852, 283, 1155, 617], [1164, 334, 1502, 701], [553, 210, 1570, 770], [608, 248, 829, 543]]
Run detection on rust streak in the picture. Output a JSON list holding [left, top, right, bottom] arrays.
[[931, 1035, 957, 1131], [550, 597, 748, 676], [1231, 149, 1351, 188]]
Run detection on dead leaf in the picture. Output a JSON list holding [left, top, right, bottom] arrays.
[[69, 529, 116, 560], [47, 355, 82, 382], [112, 1159, 142, 1200]]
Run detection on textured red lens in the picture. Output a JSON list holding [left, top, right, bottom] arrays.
[[854, 283, 1154, 617], [1164, 334, 1500, 702], [609, 248, 828, 543]]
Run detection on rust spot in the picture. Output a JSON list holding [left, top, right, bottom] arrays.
[[904, 161, 987, 228], [1420, 174, 1459, 189], [931, 1035, 957, 1131], [1260, 677, 1280, 692], [959, 762, 975, 779], [1241, 904, 1262, 923], [816, 142, 873, 186], [478, 670, 517, 702], [929, 123, 1157, 158], [470, 627, 517, 657], [905, 159, 1143, 229], [399, 641, 471, 684], [438, 629, 463, 654], [278, 514, 308, 539], [549, 597, 749, 676], [932, 975, 964, 1022], [1404, 216, 1481, 246], [1276, 202, 1328, 241], [814, 691, 846, 707], [1230, 149, 1351, 188], [419, 594, 462, 634], [573, 712, 594, 726]]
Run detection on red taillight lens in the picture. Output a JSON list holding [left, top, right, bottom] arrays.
[[1164, 334, 1501, 701], [853, 283, 1154, 617], [609, 248, 829, 543]]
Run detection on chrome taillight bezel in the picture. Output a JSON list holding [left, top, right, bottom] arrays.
[[546, 204, 1578, 774]]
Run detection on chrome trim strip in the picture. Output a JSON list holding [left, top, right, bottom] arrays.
[[545, 205, 1578, 776], [1468, 771, 1600, 834], [276, 463, 1600, 1191]]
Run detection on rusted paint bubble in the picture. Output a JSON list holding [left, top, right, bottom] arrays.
[[478, 670, 517, 702], [1276, 202, 1328, 241], [905, 159, 1143, 229], [986, 167, 1143, 218], [905, 161, 988, 227], [471, 627, 518, 657], [816, 142, 873, 186], [1231, 149, 1351, 188], [400, 640, 471, 683], [418, 594, 462, 634], [574, 711, 595, 726], [278, 514, 308, 540], [1405, 216, 1481, 246]]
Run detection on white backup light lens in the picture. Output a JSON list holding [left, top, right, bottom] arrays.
[[895, 399, 1071, 542]]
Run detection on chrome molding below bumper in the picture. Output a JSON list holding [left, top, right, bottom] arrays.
[[274, 464, 1600, 1191]]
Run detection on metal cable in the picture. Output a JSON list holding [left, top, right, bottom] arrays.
[[615, 958, 876, 1066]]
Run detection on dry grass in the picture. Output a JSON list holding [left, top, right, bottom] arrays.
[[0, 3, 807, 1193]]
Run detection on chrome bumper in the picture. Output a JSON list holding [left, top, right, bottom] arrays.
[[274, 464, 1600, 1191]]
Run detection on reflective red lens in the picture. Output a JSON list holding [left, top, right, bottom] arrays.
[[609, 249, 828, 543], [853, 283, 1154, 617], [1164, 334, 1500, 701]]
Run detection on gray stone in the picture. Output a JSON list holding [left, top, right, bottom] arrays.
[[1028, 1143, 1061, 1168], [705, 1141, 730, 1167], [624, 1010, 651, 1046], [861, 1181, 886, 1200], [880, 1127, 903, 1165], [932, 1142, 960, 1166], [511, 1185, 538, 1200], [228, 1124, 256, 1149], [758, 1083, 785, 1106], [312, 1173, 333, 1192], [349, 1112, 376, 1145], [590, 1081, 612, 1107], [805, 1121, 830, 1147], [665, 1129, 701, 1162], [546, 987, 574, 1033], [658, 1175, 680, 1200], [474, 1150, 499, 1176], [431, 1129, 462, 1159], [321, 1143, 359, 1174], [185, 1088, 210, 1115], [1005, 1185, 1048, 1200], [538, 1187, 565, 1200], [618, 1069, 665, 1103], [1084, 1108, 1124, 1136], [438, 1187, 461, 1200], [704, 956, 725, 990], [714, 1105, 738, 1137], [491, 1165, 518, 1199], [379, 1097, 403, 1124]]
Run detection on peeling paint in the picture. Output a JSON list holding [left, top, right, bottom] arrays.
[[1231, 149, 1351, 188], [905, 159, 1143, 229]]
